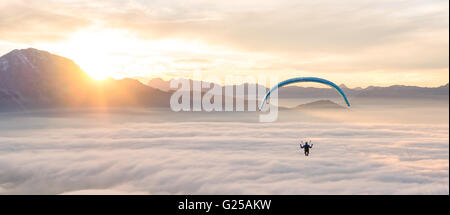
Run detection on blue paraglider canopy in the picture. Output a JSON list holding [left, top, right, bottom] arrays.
[[259, 77, 351, 111]]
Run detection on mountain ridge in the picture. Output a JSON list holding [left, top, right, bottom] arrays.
[[0, 48, 170, 111], [146, 78, 449, 99], [0, 48, 448, 112]]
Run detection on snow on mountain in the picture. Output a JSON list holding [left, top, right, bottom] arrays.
[[0, 48, 92, 110]]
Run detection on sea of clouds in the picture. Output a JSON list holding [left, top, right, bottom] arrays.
[[0, 111, 448, 194]]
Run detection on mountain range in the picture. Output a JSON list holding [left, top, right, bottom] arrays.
[[148, 77, 449, 99], [0, 48, 170, 111], [0, 48, 448, 112]]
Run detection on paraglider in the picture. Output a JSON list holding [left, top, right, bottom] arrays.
[[259, 77, 351, 111], [300, 140, 313, 156]]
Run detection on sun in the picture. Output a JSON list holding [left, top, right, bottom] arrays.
[[59, 28, 139, 81], [75, 56, 116, 81], [38, 26, 219, 81]]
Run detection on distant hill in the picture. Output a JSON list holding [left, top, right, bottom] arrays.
[[292, 100, 345, 110]]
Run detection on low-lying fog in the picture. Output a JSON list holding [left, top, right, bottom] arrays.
[[0, 98, 448, 194]]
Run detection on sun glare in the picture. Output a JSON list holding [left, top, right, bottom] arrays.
[[60, 28, 141, 80], [47, 27, 214, 81], [37, 26, 261, 83]]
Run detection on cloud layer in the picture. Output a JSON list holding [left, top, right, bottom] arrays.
[[0, 112, 448, 194]]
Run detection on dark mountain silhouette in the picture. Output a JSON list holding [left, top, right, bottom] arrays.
[[0, 48, 91, 110], [292, 100, 345, 110], [0, 48, 170, 111]]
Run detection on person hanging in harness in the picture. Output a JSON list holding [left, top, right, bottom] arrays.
[[300, 140, 313, 156]]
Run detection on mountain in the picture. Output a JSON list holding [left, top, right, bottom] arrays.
[[98, 78, 171, 107], [2, 48, 447, 112], [292, 100, 345, 110], [0, 48, 171, 111], [0, 48, 91, 110], [147, 78, 449, 99], [355, 84, 449, 98], [147, 78, 171, 92], [276, 84, 448, 99]]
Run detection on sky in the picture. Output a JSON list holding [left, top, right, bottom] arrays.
[[0, 0, 448, 87]]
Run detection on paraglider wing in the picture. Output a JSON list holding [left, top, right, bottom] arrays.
[[259, 77, 351, 111]]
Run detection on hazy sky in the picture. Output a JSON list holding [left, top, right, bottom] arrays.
[[0, 0, 448, 87]]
